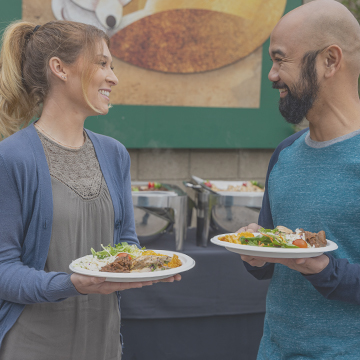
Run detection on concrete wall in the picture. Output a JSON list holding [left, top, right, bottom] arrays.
[[129, 148, 274, 190]]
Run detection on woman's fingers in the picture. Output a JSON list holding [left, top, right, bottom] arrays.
[[71, 273, 154, 294], [71, 272, 182, 295]]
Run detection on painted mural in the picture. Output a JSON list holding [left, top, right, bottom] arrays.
[[23, 0, 286, 107]]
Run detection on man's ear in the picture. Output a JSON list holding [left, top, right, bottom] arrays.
[[322, 45, 342, 78]]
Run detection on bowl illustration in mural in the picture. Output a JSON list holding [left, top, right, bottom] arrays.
[[52, 0, 132, 37], [110, 0, 287, 73]]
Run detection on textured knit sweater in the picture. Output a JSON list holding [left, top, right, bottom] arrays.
[[245, 129, 360, 359], [0, 124, 139, 347]]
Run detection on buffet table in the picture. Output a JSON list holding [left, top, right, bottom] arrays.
[[120, 228, 270, 360]]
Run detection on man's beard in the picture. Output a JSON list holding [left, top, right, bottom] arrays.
[[273, 50, 320, 125]]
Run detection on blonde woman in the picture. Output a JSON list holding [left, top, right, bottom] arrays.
[[0, 20, 180, 360]]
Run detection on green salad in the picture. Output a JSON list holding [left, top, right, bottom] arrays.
[[239, 228, 299, 248], [91, 242, 145, 259]]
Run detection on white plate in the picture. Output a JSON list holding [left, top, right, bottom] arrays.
[[210, 233, 338, 258], [69, 250, 195, 282]]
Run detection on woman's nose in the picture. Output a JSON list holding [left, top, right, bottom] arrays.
[[107, 72, 119, 86]]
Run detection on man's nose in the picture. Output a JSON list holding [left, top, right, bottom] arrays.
[[268, 65, 280, 82]]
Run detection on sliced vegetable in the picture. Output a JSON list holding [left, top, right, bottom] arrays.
[[154, 182, 162, 189], [91, 242, 145, 259], [292, 239, 308, 248], [250, 180, 264, 189], [116, 252, 132, 259]]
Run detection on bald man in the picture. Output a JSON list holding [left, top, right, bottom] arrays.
[[238, 1, 360, 358]]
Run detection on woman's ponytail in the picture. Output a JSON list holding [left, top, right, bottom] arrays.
[[0, 21, 39, 139]]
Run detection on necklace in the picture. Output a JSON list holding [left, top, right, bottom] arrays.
[[35, 122, 86, 149]]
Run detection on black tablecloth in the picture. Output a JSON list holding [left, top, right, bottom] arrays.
[[120, 229, 270, 360]]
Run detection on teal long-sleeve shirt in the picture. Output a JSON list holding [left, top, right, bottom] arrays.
[[245, 128, 360, 359], [0, 124, 139, 347]]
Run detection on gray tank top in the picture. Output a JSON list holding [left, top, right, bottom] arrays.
[[0, 130, 122, 360]]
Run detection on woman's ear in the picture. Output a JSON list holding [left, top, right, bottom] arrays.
[[322, 45, 342, 79], [48, 57, 67, 81]]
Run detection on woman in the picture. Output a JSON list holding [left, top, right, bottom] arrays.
[[0, 20, 180, 359]]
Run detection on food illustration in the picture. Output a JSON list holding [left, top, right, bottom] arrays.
[[110, 0, 287, 73], [219, 227, 328, 248], [30, 0, 289, 106], [71, 243, 182, 273], [204, 180, 264, 193], [52, 0, 132, 36]]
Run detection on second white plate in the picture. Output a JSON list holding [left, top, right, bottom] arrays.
[[210, 233, 338, 258]]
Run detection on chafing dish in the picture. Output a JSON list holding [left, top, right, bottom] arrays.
[[131, 182, 191, 251], [185, 176, 263, 247]]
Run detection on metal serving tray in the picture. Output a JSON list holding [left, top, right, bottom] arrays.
[[185, 176, 264, 246], [131, 182, 190, 251]]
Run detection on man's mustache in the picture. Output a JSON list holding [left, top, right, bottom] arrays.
[[272, 82, 289, 90]]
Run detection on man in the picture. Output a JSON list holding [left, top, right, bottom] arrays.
[[239, 0, 360, 358]]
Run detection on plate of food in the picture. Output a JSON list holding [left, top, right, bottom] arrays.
[[131, 182, 177, 196], [210, 226, 338, 258], [69, 243, 195, 282], [192, 176, 264, 196]]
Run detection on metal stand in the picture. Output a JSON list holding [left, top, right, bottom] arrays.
[[185, 181, 263, 247], [132, 183, 189, 251]]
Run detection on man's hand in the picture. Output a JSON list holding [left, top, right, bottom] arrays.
[[237, 223, 262, 234], [71, 273, 180, 295], [241, 254, 330, 275]]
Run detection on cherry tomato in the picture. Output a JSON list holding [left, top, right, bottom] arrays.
[[292, 239, 308, 248], [204, 181, 212, 187], [116, 252, 131, 259], [148, 182, 154, 189]]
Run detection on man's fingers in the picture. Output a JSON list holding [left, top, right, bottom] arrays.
[[236, 223, 261, 233], [241, 255, 267, 267]]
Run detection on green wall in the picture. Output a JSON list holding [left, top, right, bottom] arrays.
[[0, 0, 302, 148]]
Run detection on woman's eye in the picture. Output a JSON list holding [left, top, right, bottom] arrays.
[[101, 61, 107, 67], [111, 66, 114, 71]]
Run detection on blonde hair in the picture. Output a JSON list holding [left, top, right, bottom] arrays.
[[0, 20, 110, 139]]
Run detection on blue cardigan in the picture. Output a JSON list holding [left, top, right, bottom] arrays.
[[0, 124, 139, 346]]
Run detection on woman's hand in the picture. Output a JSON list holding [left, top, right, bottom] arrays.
[[71, 273, 153, 294], [71, 273, 182, 295], [153, 274, 182, 283]]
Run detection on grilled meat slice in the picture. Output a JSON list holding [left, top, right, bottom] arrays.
[[305, 230, 327, 248], [276, 226, 294, 234], [100, 256, 131, 273], [131, 255, 172, 271]]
